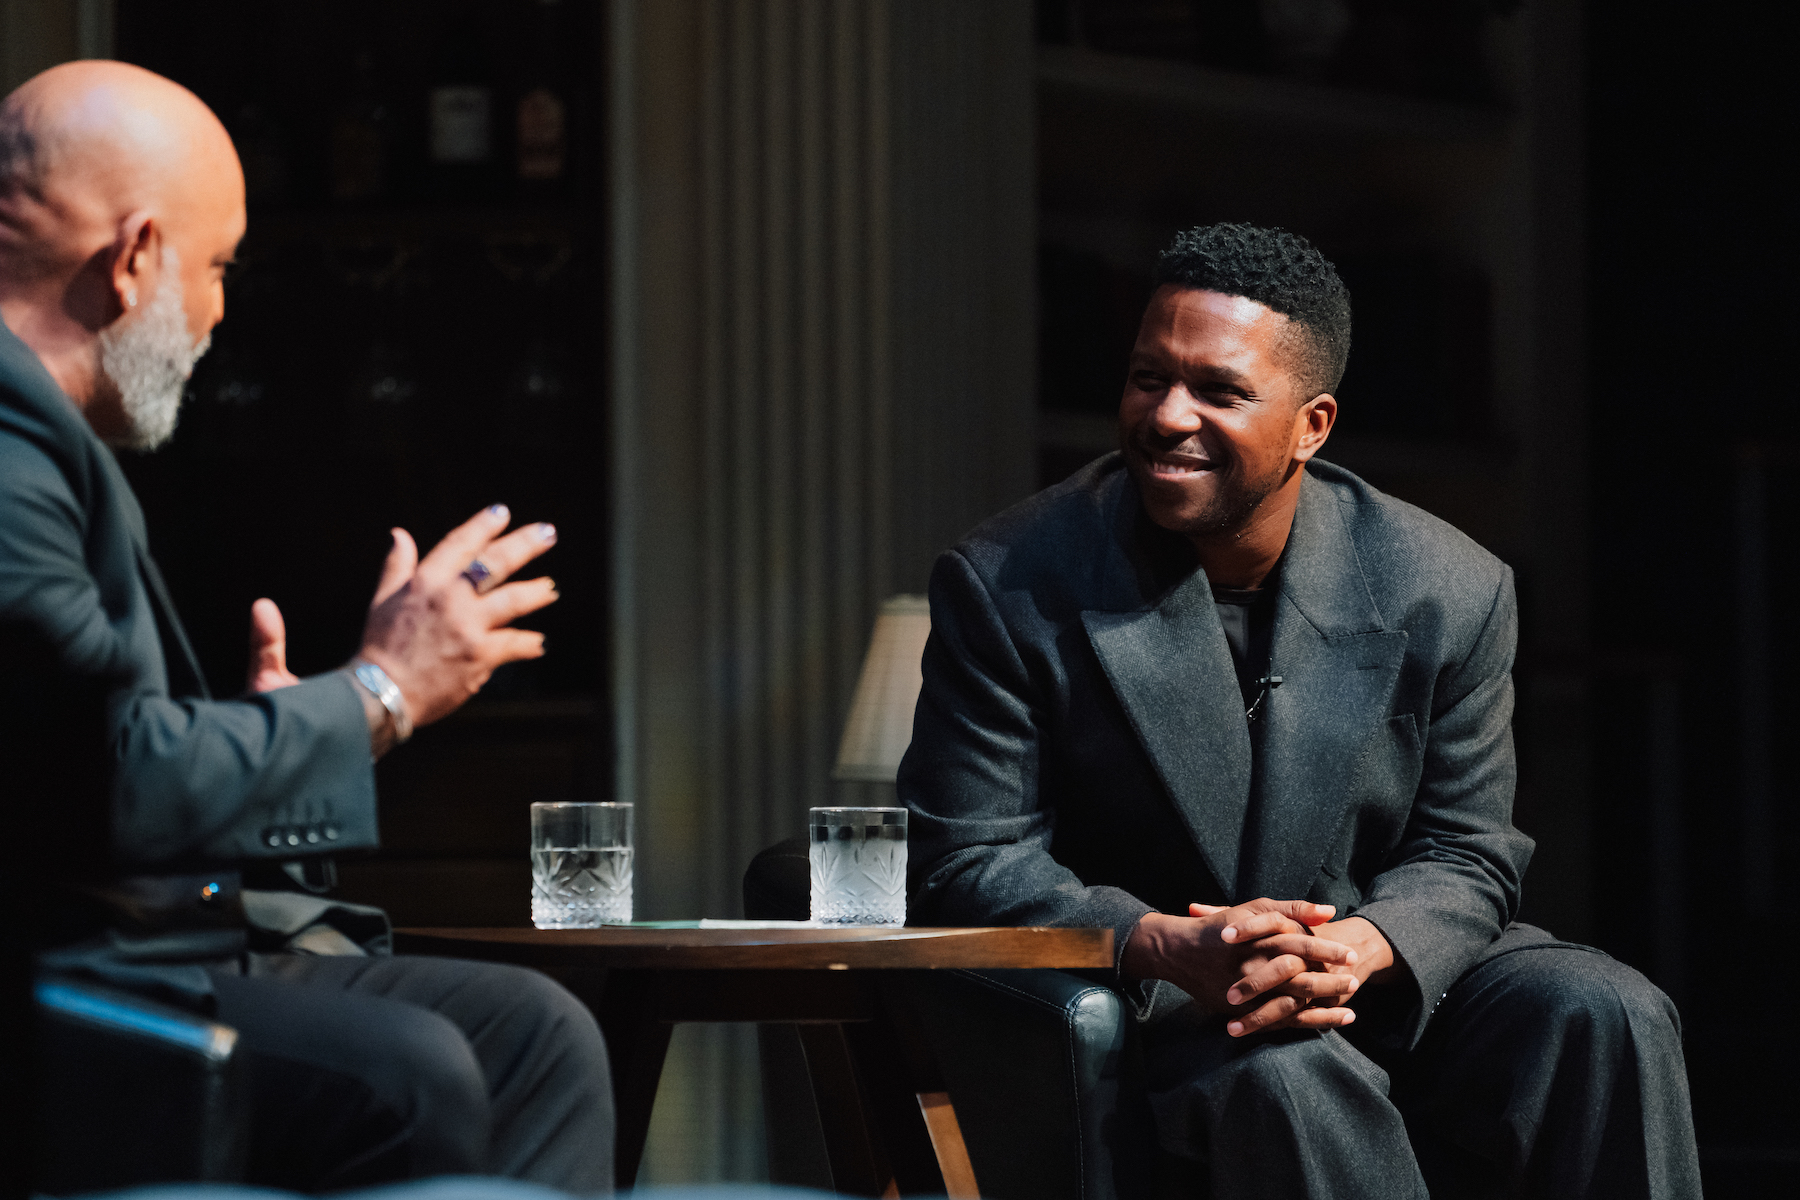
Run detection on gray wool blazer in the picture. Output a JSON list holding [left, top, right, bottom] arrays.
[[1, 319, 377, 990], [900, 452, 1533, 1047]]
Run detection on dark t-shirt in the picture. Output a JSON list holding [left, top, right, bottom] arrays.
[[1212, 575, 1277, 714]]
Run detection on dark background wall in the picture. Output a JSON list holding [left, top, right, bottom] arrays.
[[3, 0, 1794, 1186], [1585, 0, 1796, 1183]]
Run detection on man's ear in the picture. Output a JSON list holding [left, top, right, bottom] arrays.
[[106, 210, 157, 318], [1292, 393, 1337, 463]]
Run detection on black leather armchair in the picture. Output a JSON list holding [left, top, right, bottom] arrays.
[[34, 978, 248, 1194], [746, 838, 1159, 1200]]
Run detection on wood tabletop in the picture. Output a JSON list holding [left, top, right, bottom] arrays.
[[395, 924, 1113, 970]]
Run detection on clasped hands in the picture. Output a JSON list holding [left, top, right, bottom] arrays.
[[1121, 899, 1396, 1037], [243, 504, 560, 740]]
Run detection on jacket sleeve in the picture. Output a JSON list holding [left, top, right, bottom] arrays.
[[1350, 565, 1532, 1047], [900, 548, 1154, 968], [0, 431, 378, 869]]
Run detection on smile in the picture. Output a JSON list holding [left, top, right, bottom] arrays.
[[1147, 456, 1217, 478]]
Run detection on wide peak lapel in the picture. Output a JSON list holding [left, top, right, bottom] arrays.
[[94, 447, 211, 701], [1240, 473, 1404, 900], [135, 545, 211, 700], [1083, 564, 1250, 901]]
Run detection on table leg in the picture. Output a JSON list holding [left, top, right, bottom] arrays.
[[870, 978, 982, 1199], [796, 1023, 897, 1198], [593, 971, 674, 1191], [787, 981, 984, 1198], [916, 1092, 980, 1200], [840, 1017, 953, 1196]]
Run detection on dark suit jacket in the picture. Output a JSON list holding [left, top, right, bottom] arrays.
[[0, 319, 378, 984], [900, 453, 1532, 1047]]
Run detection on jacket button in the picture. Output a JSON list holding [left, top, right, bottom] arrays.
[[286, 831, 301, 846], [264, 829, 282, 848], [305, 827, 321, 844], [324, 824, 341, 841]]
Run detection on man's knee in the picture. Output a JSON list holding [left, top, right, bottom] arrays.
[[229, 994, 492, 1185], [1200, 1030, 1392, 1117], [1429, 944, 1687, 1121], [465, 963, 610, 1076], [363, 1004, 492, 1153], [1150, 1030, 1423, 1193], [1462, 947, 1678, 1049]]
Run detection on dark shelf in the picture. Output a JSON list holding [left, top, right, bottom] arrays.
[[245, 203, 595, 247], [1037, 45, 1513, 143]]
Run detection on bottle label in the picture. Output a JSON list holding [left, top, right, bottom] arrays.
[[517, 87, 567, 180], [430, 86, 493, 163]]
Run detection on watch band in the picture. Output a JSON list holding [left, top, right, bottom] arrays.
[[349, 658, 412, 744]]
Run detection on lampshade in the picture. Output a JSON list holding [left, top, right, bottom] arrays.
[[832, 595, 932, 782]]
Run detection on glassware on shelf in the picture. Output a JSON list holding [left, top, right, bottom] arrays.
[[184, 342, 270, 457], [344, 338, 422, 459], [484, 231, 573, 287]]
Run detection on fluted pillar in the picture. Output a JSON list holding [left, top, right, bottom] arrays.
[[607, 0, 1033, 1180]]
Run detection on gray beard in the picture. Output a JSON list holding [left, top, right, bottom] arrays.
[[96, 248, 211, 451]]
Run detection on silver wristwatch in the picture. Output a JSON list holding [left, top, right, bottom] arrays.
[[350, 658, 413, 744]]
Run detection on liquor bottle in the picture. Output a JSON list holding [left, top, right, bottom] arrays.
[[497, 335, 567, 456], [331, 48, 395, 204], [514, 0, 573, 199], [428, 13, 499, 200]]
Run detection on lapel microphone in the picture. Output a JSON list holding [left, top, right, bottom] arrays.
[[1245, 675, 1284, 724]]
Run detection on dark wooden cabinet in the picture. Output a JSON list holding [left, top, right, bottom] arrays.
[[115, 0, 610, 925]]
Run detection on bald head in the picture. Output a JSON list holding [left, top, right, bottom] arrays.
[[0, 61, 243, 446]]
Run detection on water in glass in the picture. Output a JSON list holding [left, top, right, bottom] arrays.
[[532, 845, 632, 927], [809, 807, 907, 926], [531, 801, 633, 928]]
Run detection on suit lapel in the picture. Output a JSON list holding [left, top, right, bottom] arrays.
[[105, 451, 212, 701], [1239, 473, 1404, 900], [3, 320, 210, 698], [1081, 482, 1251, 900], [136, 544, 211, 700]]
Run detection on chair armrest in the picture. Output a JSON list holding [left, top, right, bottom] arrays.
[[35, 979, 248, 1192], [901, 968, 1157, 1200]]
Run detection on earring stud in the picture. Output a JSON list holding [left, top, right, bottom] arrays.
[[125, 289, 137, 308]]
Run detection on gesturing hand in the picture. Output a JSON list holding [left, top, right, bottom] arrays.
[[246, 597, 302, 693], [356, 504, 561, 728], [1121, 898, 1360, 1038]]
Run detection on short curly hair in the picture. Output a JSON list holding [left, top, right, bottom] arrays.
[[1152, 223, 1352, 398]]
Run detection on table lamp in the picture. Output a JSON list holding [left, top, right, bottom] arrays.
[[833, 595, 932, 785]]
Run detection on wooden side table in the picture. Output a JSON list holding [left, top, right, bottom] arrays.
[[397, 925, 1112, 1196]]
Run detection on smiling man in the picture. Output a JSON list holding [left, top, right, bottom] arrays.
[[902, 224, 1698, 1197]]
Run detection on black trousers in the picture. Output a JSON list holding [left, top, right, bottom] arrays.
[[210, 954, 615, 1193], [1142, 925, 1700, 1199]]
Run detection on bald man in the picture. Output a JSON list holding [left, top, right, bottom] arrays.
[[1, 63, 613, 1190]]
